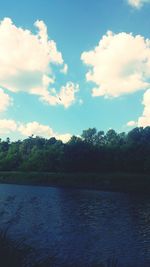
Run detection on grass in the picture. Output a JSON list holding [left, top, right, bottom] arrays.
[[0, 171, 149, 193]]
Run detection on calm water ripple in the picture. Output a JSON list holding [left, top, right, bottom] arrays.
[[0, 183, 149, 267]]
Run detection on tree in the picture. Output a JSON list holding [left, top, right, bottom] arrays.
[[0, 127, 150, 173]]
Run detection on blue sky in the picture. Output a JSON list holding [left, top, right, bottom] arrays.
[[0, 0, 150, 141]]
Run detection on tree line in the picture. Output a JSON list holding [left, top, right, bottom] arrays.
[[0, 127, 150, 173]]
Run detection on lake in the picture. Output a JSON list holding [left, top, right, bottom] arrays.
[[0, 183, 149, 267]]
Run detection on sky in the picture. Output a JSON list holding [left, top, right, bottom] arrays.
[[0, 0, 150, 141]]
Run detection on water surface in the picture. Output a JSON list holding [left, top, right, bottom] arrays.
[[0, 184, 149, 267]]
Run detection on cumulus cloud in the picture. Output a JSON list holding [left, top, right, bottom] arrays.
[[0, 88, 12, 112], [0, 18, 62, 92], [34, 20, 63, 65], [18, 121, 72, 142], [81, 31, 150, 98], [127, 89, 150, 128], [0, 18, 77, 108], [60, 64, 68, 74], [127, 120, 137, 127], [55, 133, 72, 143], [0, 119, 17, 134], [41, 82, 79, 108], [0, 120, 71, 142], [18, 121, 53, 138], [127, 0, 150, 8], [137, 89, 150, 127]]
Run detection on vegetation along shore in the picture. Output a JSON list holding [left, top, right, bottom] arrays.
[[0, 127, 150, 193]]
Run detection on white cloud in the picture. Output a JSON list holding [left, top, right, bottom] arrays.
[[34, 20, 63, 65], [0, 119, 17, 134], [81, 31, 150, 98], [138, 89, 150, 127], [55, 133, 72, 143], [127, 120, 137, 127], [41, 82, 79, 108], [0, 18, 77, 108], [0, 17, 63, 93], [128, 89, 150, 128], [17, 121, 72, 142], [18, 121, 53, 138], [0, 88, 12, 112], [0, 119, 72, 142], [60, 64, 68, 74], [127, 0, 150, 8]]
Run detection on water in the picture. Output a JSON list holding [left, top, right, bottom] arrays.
[[0, 183, 149, 267]]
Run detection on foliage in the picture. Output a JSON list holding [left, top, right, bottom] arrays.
[[0, 127, 150, 173]]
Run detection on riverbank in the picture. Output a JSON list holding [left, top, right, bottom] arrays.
[[0, 171, 149, 193]]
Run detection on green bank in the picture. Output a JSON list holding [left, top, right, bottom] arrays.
[[0, 171, 149, 193]]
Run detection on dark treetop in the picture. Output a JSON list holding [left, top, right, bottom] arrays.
[[0, 127, 150, 173]]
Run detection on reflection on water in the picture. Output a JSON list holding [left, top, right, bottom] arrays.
[[0, 184, 149, 267]]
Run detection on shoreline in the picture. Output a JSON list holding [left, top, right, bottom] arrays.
[[0, 171, 149, 194]]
